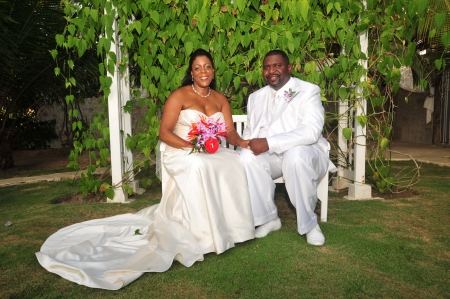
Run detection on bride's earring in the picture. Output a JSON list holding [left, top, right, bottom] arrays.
[[192, 76, 194, 82], [212, 73, 215, 79]]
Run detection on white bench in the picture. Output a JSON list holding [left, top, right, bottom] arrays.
[[158, 115, 330, 222], [228, 115, 329, 222]]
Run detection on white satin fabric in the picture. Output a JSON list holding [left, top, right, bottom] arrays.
[[36, 110, 255, 290], [240, 78, 334, 235]]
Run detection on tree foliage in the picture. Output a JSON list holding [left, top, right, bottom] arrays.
[[55, 0, 430, 196], [0, 0, 100, 169]]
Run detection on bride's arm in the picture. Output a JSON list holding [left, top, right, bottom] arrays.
[[220, 97, 249, 148], [159, 92, 193, 149]]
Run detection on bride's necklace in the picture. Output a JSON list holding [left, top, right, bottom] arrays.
[[192, 84, 210, 98]]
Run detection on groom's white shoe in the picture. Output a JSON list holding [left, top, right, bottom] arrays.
[[255, 218, 282, 238], [306, 224, 325, 246]]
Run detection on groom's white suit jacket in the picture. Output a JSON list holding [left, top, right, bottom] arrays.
[[242, 77, 330, 159]]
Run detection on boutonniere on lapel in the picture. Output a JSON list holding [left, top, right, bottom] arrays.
[[284, 88, 299, 103]]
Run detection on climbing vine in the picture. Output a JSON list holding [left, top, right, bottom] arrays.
[[53, 0, 430, 197]]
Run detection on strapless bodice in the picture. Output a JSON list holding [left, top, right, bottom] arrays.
[[173, 110, 224, 140]]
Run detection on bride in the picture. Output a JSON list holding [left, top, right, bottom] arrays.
[[36, 49, 255, 290]]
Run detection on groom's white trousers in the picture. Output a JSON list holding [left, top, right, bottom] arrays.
[[240, 145, 329, 235]]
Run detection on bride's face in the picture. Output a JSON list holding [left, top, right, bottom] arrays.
[[191, 56, 214, 88]]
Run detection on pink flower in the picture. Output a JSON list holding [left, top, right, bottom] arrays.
[[284, 88, 299, 103], [187, 116, 228, 154]]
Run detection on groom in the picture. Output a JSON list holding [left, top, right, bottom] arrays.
[[240, 50, 333, 246]]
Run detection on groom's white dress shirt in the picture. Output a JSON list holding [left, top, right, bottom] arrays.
[[240, 77, 334, 235]]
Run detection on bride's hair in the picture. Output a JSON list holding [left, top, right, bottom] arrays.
[[180, 48, 216, 89]]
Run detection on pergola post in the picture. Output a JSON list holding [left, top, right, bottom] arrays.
[[332, 100, 351, 190], [107, 15, 134, 203], [346, 14, 372, 200]]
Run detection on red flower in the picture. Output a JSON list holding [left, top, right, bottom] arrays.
[[205, 138, 219, 153], [187, 123, 199, 141]]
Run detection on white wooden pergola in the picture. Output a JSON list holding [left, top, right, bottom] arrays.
[[106, 4, 372, 203], [106, 16, 136, 203], [331, 27, 372, 200]]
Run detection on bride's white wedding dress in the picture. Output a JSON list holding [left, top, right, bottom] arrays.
[[36, 110, 255, 290]]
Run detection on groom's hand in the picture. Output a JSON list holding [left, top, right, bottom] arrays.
[[248, 138, 269, 155]]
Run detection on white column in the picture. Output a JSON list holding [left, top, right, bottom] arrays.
[[332, 100, 351, 189], [107, 16, 132, 203], [119, 62, 143, 194], [346, 17, 372, 200]]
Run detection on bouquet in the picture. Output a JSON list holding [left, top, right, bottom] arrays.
[[187, 116, 228, 154]]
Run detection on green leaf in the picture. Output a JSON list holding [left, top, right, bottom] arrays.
[[54, 67, 60, 76], [338, 87, 347, 100], [441, 32, 450, 48], [69, 77, 76, 87], [342, 128, 353, 140], [127, 185, 133, 196], [68, 24, 76, 35], [185, 41, 193, 57], [233, 76, 241, 91], [429, 29, 436, 39], [380, 138, 389, 150], [100, 148, 109, 162], [299, 0, 309, 21], [434, 12, 447, 31], [134, 229, 143, 235], [435, 59, 442, 71], [270, 31, 278, 45], [338, 55, 348, 72], [51, 49, 58, 60], [304, 61, 316, 74], [90, 8, 98, 22], [97, 138, 105, 149], [326, 3, 333, 14], [81, 186, 89, 197], [334, 2, 341, 13], [67, 60, 74, 70], [415, 0, 428, 17], [357, 115, 367, 127], [105, 189, 115, 199], [55, 34, 64, 46], [150, 10, 159, 24]]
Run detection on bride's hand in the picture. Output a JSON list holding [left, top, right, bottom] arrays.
[[240, 139, 250, 149]]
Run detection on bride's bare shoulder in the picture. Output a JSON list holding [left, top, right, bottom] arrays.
[[170, 86, 191, 97]]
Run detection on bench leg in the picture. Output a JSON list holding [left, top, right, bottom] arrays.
[[317, 172, 328, 222]]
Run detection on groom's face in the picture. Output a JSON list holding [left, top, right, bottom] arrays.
[[262, 54, 292, 91]]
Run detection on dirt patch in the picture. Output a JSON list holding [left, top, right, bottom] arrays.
[[332, 187, 421, 200], [372, 188, 420, 200], [0, 149, 94, 179], [52, 192, 107, 204], [11, 149, 91, 171]]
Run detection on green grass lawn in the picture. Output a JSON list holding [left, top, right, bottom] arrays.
[[1, 162, 449, 298]]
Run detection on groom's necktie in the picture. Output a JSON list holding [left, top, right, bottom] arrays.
[[271, 93, 281, 116]]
